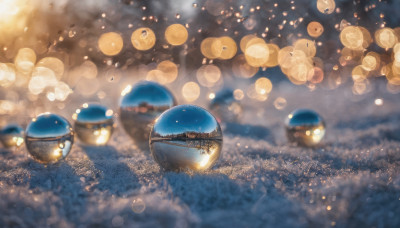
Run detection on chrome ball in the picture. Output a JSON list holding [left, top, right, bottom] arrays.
[[285, 109, 326, 147], [120, 81, 176, 150], [150, 105, 223, 172], [25, 113, 74, 164], [0, 124, 24, 148], [73, 103, 114, 146]]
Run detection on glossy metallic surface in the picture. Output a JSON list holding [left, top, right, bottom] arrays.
[[73, 103, 114, 146], [285, 109, 326, 147], [150, 105, 223, 172], [25, 113, 74, 164], [209, 88, 242, 122], [120, 81, 176, 150], [0, 124, 24, 148]]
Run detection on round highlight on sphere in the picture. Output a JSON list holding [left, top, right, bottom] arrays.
[[150, 105, 223, 172], [131, 27, 156, 51], [165, 24, 188, 46], [98, 32, 124, 56]]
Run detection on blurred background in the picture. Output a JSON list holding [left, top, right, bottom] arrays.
[[0, 0, 399, 126]]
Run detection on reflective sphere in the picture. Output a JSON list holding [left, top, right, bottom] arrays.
[[209, 88, 242, 122], [150, 105, 223, 172], [25, 113, 74, 164], [73, 103, 114, 146], [0, 124, 24, 148], [285, 109, 326, 147], [120, 81, 176, 150]]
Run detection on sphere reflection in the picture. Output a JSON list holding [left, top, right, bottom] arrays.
[[150, 105, 223, 172], [285, 109, 326, 147], [25, 113, 74, 164], [0, 124, 24, 148], [120, 81, 176, 150], [73, 103, 114, 146], [209, 88, 242, 122]]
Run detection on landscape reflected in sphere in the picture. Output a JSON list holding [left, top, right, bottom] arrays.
[[150, 105, 223, 172]]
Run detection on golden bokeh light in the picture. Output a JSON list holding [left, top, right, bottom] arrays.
[[361, 52, 380, 71], [375, 28, 398, 49], [182, 81, 200, 102], [216, 36, 237, 60], [307, 21, 324, 38], [340, 26, 364, 50], [274, 97, 287, 110], [14, 48, 36, 74], [196, 64, 221, 87], [131, 27, 156, 51], [98, 32, 124, 56], [245, 41, 270, 67], [294, 39, 317, 57], [264, 44, 280, 67], [165, 24, 188, 46], [233, 89, 244, 100], [240, 34, 257, 53], [232, 54, 259, 78], [156, 60, 178, 84], [201, 37, 220, 59], [0, 63, 15, 87], [36, 57, 65, 79], [255, 77, 273, 95], [317, 0, 336, 15]]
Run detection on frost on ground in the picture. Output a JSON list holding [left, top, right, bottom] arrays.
[[1, 80, 400, 228]]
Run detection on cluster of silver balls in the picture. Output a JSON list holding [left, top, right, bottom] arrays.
[[0, 81, 325, 172]]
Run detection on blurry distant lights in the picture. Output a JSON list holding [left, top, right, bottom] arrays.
[[0, 47, 73, 102]]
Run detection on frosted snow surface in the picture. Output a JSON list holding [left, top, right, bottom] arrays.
[[1, 81, 400, 228]]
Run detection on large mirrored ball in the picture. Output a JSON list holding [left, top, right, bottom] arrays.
[[120, 81, 176, 149], [285, 109, 326, 147], [150, 105, 223, 172], [0, 124, 24, 148], [25, 113, 74, 164], [209, 88, 242, 122], [73, 103, 114, 146]]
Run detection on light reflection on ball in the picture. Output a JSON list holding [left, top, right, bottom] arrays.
[[25, 113, 74, 164], [73, 103, 114, 146], [209, 88, 242, 123], [285, 109, 326, 147], [150, 105, 223, 172], [0, 124, 24, 148], [120, 81, 176, 150]]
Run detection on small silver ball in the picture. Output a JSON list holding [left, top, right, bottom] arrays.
[[120, 81, 176, 149], [285, 109, 326, 147], [209, 88, 242, 122], [25, 113, 74, 164], [150, 105, 223, 172], [0, 124, 24, 148], [73, 103, 114, 146]]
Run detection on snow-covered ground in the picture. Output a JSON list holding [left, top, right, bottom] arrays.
[[1, 78, 399, 228]]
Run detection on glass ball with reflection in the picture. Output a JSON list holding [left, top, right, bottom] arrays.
[[25, 113, 74, 164], [209, 88, 242, 122], [0, 124, 24, 148], [150, 105, 223, 172], [73, 103, 114, 146], [285, 109, 326, 147], [120, 81, 176, 149]]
